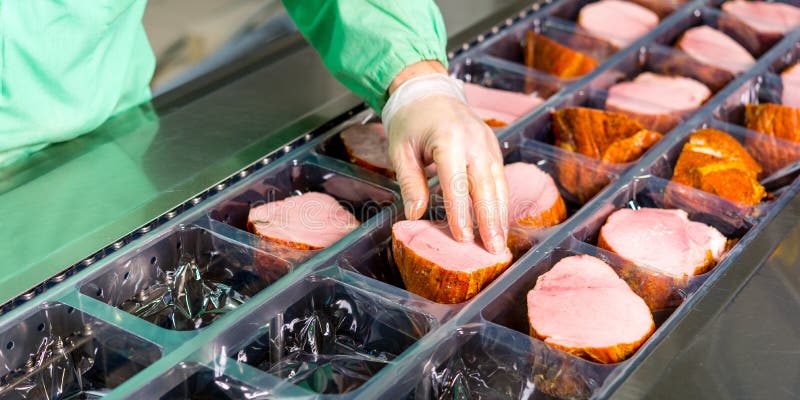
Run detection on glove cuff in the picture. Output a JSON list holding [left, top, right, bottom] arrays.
[[381, 74, 467, 133]]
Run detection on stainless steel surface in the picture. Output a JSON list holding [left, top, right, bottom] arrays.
[[0, 0, 532, 306]]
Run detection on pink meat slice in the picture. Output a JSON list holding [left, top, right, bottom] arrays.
[[578, 0, 660, 48], [527, 255, 654, 354], [722, 0, 800, 35], [677, 26, 755, 73], [607, 72, 711, 116], [392, 220, 512, 273], [505, 162, 561, 223], [248, 192, 360, 249], [464, 82, 544, 124], [599, 208, 727, 277], [782, 63, 800, 108], [340, 123, 393, 173]]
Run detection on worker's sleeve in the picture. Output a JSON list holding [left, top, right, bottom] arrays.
[[282, 0, 449, 112], [0, 0, 155, 162]]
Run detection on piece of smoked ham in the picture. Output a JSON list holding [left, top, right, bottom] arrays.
[[505, 162, 568, 258], [340, 123, 394, 178], [626, 0, 687, 17], [599, 208, 727, 277], [392, 220, 513, 304], [552, 107, 663, 202], [598, 207, 727, 310], [248, 192, 360, 250], [744, 103, 800, 172], [672, 128, 766, 205], [527, 255, 654, 364], [782, 63, 800, 108], [676, 26, 755, 74], [577, 0, 659, 48], [720, 0, 800, 55], [606, 72, 711, 132], [463, 82, 545, 127], [524, 31, 599, 79]]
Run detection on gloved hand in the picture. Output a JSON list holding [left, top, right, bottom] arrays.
[[382, 68, 509, 254]]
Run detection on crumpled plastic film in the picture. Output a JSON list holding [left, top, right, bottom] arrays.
[[235, 281, 431, 395], [0, 325, 133, 399], [414, 325, 609, 400], [160, 369, 273, 400], [120, 255, 251, 331], [114, 229, 285, 331], [416, 333, 538, 400]]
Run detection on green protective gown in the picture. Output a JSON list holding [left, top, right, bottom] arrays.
[[0, 0, 448, 166]]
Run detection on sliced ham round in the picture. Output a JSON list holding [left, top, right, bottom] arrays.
[[782, 63, 800, 108], [248, 192, 360, 250], [599, 208, 727, 278], [606, 72, 711, 132], [527, 255, 654, 364], [722, 1, 800, 36], [676, 26, 755, 74], [340, 123, 394, 178], [506, 162, 567, 227], [578, 0, 660, 48], [392, 220, 513, 304], [505, 162, 568, 258], [464, 82, 544, 127]]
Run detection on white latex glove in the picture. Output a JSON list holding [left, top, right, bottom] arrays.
[[383, 70, 509, 254]]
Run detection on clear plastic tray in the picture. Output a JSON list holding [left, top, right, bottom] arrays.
[[506, 94, 648, 203], [478, 16, 618, 81], [203, 157, 398, 265], [646, 119, 800, 205], [477, 242, 673, 399], [547, 0, 687, 21], [79, 224, 292, 332], [6, 2, 800, 400], [0, 302, 161, 399], [409, 321, 615, 400], [570, 175, 754, 309]]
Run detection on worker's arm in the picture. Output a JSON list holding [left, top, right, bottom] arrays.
[[284, 0, 509, 254], [282, 0, 448, 111], [0, 0, 155, 164]]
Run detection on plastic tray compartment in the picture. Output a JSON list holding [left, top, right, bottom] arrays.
[[312, 110, 391, 180], [647, 119, 800, 204], [0, 302, 161, 399], [713, 72, 785, 127], [214, 274, 435, 396], [79, 224, 291, 331], [479, 243, 670, 399], [499, 138, 610, 256], [570, 175, 754, 310], [507, 105, 631, 204], [408, 322, 614, 400], [451, 55, 564, 126], [478, 16, 617, 81], [205, 157, 398, 264], [701, 1, 800, 56], [545, 0, 688, 29], [152, 363, 267, 400]]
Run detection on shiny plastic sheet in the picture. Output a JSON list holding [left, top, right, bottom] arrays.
[[160, 369, 271, 400], [119, 255, 251, 331], [0, 305, 160, 400], [81, 226, 286, 331]]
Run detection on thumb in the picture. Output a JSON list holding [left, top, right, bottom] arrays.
[[390, 143, 429, 220]]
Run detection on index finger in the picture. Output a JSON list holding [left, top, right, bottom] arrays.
[[433, 143, 474, 243]]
